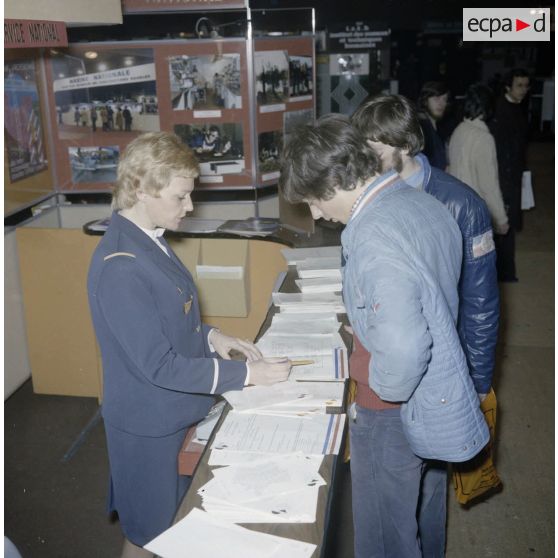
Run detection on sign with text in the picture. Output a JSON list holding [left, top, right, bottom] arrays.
[[122, 0, 246, 12], [5, 19, 67, 49], [463, 8, 550, 41], [328, 21, 390, 51]]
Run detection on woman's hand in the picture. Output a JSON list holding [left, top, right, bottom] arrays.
[[208, 329, 262, 362], [249, 358, 292, 386]]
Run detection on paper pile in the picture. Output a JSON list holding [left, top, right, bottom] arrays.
[[144, 508, 316, 558], [295, 276, 343, 293], [223, 381, 345, 416], [210, 411, 345, 457], [198, 453, 325, 523], [272, 292, 346, 313], [281, 246, 341, 266]]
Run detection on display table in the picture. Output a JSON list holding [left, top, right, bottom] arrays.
[[173, 264, 351, 557]]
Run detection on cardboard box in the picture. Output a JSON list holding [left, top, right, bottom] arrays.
[[195, 239, 250, 317]]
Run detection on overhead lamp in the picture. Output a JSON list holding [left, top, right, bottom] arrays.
[[85, 51, 98, 59]]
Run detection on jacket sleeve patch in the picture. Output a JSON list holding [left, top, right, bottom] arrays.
[[472, 230, 495, 258]]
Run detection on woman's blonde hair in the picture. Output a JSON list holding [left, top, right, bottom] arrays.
[[112, 132, 199, 210]]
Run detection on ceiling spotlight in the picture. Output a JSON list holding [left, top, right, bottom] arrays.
[[85, 51, 98, 59], [124, 57, 134, 66]]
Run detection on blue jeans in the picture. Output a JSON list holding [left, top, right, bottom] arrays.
[[350, 405, 446, 558], [419, 461, 447, 557]]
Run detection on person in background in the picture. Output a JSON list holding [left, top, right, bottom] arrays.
[[417, 81, 450, 170], [87, 132, 291, 558], [489, 68, 530, 282], [79, 106, 88, 127], [352, 94, 499, 557], [115, 107, 124, 131], [449, 83, 509, 236], [279, 114, 488, 558], [122, 105, 133, 132], [90, 106, 98, 132]]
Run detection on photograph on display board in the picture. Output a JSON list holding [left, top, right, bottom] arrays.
[[258, 130, 283, 174], [254, 51, 289, 106], [68, 146, 120, 184], [284, 108, 314, 141], [288, 55, 313, 98], [168, 54, 242, 111], [4, 60, 48, 182], [174, 123, 244, 176], [51, 48, 159, 139], [329, 53, 370, 76]]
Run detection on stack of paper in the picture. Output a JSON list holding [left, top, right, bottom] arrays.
[[296, 257, 342, 280], [272, 292, 345, 313], [281, 245, 341, 266], [288, 347, 349, 382], [144, 508, 317, 558], [270, 312, 341, 334], [295, 277, 342, 293], [198, 453, 325, 523], [256, 329, 347, 358], [223, 381, 345, 416], [210, 411, 346, 456]]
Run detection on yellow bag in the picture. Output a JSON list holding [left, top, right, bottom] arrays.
[[452, 388, 502, 504]]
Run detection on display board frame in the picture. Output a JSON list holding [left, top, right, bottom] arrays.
[[40, 32, 315, 194]]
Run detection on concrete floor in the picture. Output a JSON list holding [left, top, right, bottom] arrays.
[[4, 142, 554, 557]]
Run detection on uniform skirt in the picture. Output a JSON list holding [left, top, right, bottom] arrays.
[[105, 424, 191, 547]]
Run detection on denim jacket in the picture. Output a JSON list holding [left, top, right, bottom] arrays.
[[342, 172, 489, 462]]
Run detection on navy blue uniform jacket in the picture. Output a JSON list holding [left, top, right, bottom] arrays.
[[88, 212, 247, 437]]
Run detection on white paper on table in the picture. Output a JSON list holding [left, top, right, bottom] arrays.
[[271, 312, 339, 324], [288, 348, 349, 382], [223, 382, 345, 414], [201, 453, 325, 504], [295, 277, 343, 293], [144, 508, 316, 558], [201, 486, 321, 523], [296, 257, 342, 279], [256, 331, 346, 358], [272, 292, 345, 313], [208, 449, 279, 466], [266, 320, 341, 335], [210, 411, 346, 456], [281, 245, 341, 265]]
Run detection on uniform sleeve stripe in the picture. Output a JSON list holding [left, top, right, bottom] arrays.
[[103, 252, 136, 261], [210, 359, 219, 394]]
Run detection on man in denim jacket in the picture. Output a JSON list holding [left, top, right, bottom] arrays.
[[279, 115, 488, 558], [352, 95, 498, 556]]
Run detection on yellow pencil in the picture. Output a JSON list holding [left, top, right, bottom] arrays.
[[290, 359, 315, 366]]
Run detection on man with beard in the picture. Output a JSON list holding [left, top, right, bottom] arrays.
[[417, 82, 450, 170], [351, 94, 499, 557], [489, 68, 530, 282]]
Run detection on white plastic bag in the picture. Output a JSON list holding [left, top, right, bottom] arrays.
[[521, 170, 535, 210]]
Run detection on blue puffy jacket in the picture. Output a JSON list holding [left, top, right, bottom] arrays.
[[342, 172, 489, 461], [415, 154, 499, 395]]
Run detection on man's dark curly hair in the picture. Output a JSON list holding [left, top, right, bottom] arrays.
[[279, 113, 381, 204]]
